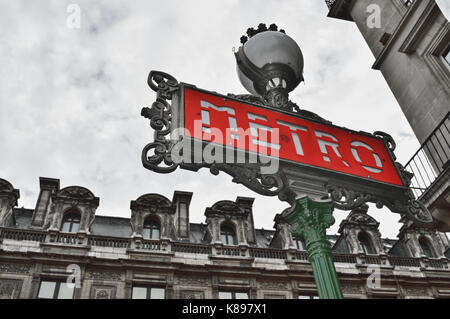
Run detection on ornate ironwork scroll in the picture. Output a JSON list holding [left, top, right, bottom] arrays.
[[227, 93, 332, 124], [141, 71, 284, 197], [141, 71, 179, 173], [325, 131, 433, 225]]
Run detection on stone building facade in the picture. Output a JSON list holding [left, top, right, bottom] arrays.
[[0, 177, 449, 299], [326, 0, 450, 233]]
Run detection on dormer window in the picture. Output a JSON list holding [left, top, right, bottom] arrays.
[[419, 237, 435, 258], [143, 219, 160, 240], [221, 225, 237, 245], [61, 211, 81, 233], [293, 236, 306, 250], [358, 232, 375, 255]]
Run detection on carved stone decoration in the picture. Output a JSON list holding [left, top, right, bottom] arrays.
[[348, 214, 378, 226], [86, 271, 123, 281], [0, 178, 20, 227], [341, 284, 362, 295], [0, 179, 14, 192], [259, 280, 288, 290], [175, 277, 210, 286], [210, 201, 241, 214], [0, 279, 22, 299], [58, 186, 95, 200], [274, 214, 295, 249], [90, 285, 116, 299], [180, 290, 205, 299], [0, 263, 31, 274], [403, 286, 430, 297]]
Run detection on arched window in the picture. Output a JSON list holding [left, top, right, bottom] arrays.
[[143, 219, 160, 240], [221, 225, 237, 245], [358, 232, 375, 255], [60, 212, 81, 233], [293, 236, 306, 250], [419, 237, 434, 258]]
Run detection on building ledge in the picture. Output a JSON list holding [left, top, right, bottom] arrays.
[[327, 0, 355, 22]]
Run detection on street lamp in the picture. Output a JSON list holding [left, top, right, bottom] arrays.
[[235, 23, 304, 110], [235, 24, 344, 299]]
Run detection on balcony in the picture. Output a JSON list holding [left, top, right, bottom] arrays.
[[404, 112, 450, 230], [1, 227, 448, 270]]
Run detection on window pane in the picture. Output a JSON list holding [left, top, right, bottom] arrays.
[[57, 283, 74, 299], [235, 292, 249, 299], [227, 234, 235, 245], [151, 228, 160, 240], [150, 288, 165, 299], [61, 222, 71, 233], [221, 234, 227, 245], [219, 292, 232, 299], [71, 222, 79, 233], [38, 281, 57, 299], [142, 229, 150, 240], [132, 287, 147, 299]]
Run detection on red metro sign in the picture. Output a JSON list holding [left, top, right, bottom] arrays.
[[183, 87, 403, 187]]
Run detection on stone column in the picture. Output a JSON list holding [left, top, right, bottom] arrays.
[[285, 196, 343, 299]]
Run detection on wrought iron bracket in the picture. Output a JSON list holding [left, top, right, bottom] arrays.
[[141, 71, 285, 196]]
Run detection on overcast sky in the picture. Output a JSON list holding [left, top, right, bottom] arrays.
[[1, 0, 438, 239]]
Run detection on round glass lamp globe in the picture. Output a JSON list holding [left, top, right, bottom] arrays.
[[236, 31, 304, 96]]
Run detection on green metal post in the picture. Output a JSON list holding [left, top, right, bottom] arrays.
[[285, 196, 343, 299]]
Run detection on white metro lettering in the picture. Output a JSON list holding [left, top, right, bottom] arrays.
[[248, 113, 281, 150], [276, 120, 309, 156], [350, 141, 383, 173], [314, 130, 350, 167], [200, 100, 238, 138]]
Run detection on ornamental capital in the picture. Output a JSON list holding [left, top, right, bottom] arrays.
[[284, 197, 335, 239]]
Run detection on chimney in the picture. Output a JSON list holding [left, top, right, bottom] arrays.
[[172, 191, 193, 239], [31, 177, 60, 228], [236, 196, 256, 244]]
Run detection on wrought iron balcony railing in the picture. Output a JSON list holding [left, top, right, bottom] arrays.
[[404, 111, 450, 198]]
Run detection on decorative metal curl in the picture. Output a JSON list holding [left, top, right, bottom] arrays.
[[227, 93, 331, 124], [326, 185, 372, 210], [406, 200, 433, 225], [141, 141, 178, 174], [374, 131, 397, 160], [394, 162, 414, 187], [148, 71, 179, 100], [209, 163, 284, 196], [141, 71, 180, 174]]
